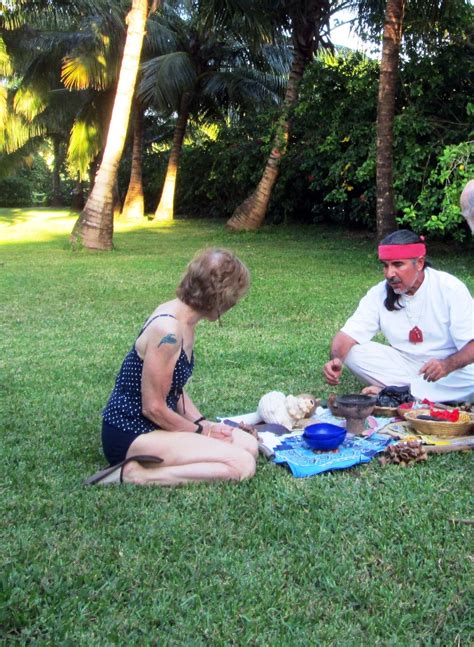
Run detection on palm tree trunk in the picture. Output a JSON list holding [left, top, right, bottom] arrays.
[[70, 0, 149, 250], [122, 101, 145, 220], [71, 174, 85, 210], [51, 135, 65, 206], [153, 92, 191, 222], [227, 0, 323, 231], [113, 179, 122, 219], [376, 0, 405, 240]]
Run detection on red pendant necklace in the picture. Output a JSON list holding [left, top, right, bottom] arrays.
[[408, 326, 423, 343], [404, 292, 425, 344]]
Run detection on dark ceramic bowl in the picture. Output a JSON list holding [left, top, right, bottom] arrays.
[[303, 423, 346, 451]]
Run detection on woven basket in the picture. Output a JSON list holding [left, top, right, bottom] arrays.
[[396, 406, 413, 420], [404, 409, 474, 437], [373, 405, 399, 417]]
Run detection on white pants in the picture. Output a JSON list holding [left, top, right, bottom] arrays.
[[345, 342, 474, 403]]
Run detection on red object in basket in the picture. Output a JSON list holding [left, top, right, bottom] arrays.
[[428, 408, 460, 422], [398, 402, 414, 410]]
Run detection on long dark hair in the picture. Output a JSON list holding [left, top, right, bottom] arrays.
[[381, 230, 431, 311]]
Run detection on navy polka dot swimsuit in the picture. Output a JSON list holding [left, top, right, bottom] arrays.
[[102, 314, 194, 465]]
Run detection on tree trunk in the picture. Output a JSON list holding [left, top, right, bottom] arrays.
[[376, 0, 405, 241], [153, 92, 191, 222], [227, 0, 323, 231], [71, 174, 85, 210], [51, 135, 65, 206], [122, 101, 145, 220], [113, 179, 122, 219], [70, 0, 149, 250]]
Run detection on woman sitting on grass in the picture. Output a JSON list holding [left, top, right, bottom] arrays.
[[86, 248, 258, 486]]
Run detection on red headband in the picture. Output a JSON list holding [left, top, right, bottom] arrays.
[[378, 243, 426, 260]]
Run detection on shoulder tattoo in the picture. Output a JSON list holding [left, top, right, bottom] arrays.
[[157, 333, 178, 349]]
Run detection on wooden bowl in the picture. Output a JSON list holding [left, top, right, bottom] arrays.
[[404, 409, 474, 437]]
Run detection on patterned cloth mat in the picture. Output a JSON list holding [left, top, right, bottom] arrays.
[[265, 408, 393, 478], [223, 407, 395, 478], [222, 407, 473, 477], [270, 432, 393, 478]]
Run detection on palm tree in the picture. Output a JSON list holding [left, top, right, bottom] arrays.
[[138, 3, 289, 222], [355, 0, 470, 239], [0, 2, 126, 208], [152, 90, 192, 221], [226, 0, 331, 230], [70, 0, 151, 250], [375, 0, 405, 239], [121, 97, 145, 219], [0, 29, 79, 204]]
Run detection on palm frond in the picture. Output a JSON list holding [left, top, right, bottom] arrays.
[[13, 87, 46, 121], [0, 86, 7, 129], [0, 112, 44, 153], [0, 36, 13, 76], [257, 42, 292, 75], [201, 69, 285, 108], [139, 52, 197, 112], [1, 0, 124, 32], [200, 0, 276, 44], [144, 14, 180, 54], [67, 116, 101, 180], [61, 50, 110, 90], [0, 146, 37, 180]]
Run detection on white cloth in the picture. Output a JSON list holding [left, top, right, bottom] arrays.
[[341, 268, 474, 402]]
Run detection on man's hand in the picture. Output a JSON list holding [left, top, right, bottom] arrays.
[[361, 385, 382, 396], [419, 358, 450, 382], [323, 358, 344, 385]]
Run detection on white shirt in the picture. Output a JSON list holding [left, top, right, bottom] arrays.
[[341, 268, 474, 364]]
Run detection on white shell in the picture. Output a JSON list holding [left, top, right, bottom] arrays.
[[257, 391, 293, 429]]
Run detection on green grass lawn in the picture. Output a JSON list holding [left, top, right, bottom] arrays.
[[1, 208, 473, 645]]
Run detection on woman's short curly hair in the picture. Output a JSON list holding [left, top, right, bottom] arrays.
[[176, 248, 250, 315]]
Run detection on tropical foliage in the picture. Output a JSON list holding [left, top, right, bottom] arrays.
[[138, 1, 290, 222], [0, 0, 473, 242], [161, 45, 472, 239]]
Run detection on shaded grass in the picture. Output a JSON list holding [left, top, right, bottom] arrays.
[[1, 209, 473, 645]]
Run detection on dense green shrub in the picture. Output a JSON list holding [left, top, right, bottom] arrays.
[[172, 111, 276, 218], [276, 51, 379, 226], [165, 41, 472, 238], [0, 175, 33, 207], [117, 148, 166, 214], [399, 139, 473, 240], [394, 42, 474, 239], [0, 154, 53, 207]]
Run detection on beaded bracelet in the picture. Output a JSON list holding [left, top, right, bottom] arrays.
[[194, 416, 206, 424], [194, 422, 204, 434]]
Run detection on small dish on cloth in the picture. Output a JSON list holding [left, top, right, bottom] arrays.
[[303, 423, 346, 451]]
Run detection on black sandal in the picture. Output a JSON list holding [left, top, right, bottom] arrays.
[[84, 455, 164, 485]]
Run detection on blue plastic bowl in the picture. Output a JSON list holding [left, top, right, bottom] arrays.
[[303, 423, 346, 451]]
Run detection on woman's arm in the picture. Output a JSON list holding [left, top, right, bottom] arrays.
[[177, 391, 204, 422], [141, 327, 200, 432], [141, 322, 234, 441]]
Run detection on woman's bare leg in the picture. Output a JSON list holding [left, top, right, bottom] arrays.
[[227, 428, 259, 458], [123, 430, 257, 485]]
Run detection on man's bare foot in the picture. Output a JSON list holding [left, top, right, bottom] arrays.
[[361, 385, 382, 396]]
